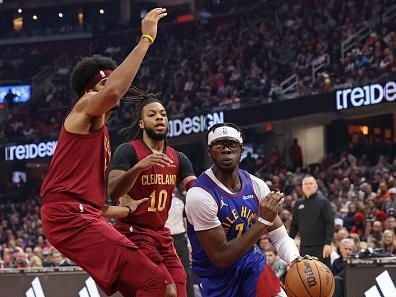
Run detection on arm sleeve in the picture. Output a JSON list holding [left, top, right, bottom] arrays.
[[177, 151, 195, 181], [322, 198, 334, 244], [289, 202, 300, 239], [249, 174, 271, 203], [109, 143, 138, 172], [268, 225, 300, 265], [185, 187, 221, 231]]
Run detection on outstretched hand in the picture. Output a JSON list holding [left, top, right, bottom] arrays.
[[141, 8, 168, 40]]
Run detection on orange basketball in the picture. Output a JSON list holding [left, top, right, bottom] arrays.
[[284, 258, 335, 297]]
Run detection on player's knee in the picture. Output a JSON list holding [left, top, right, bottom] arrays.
[[165, 283, 177, 297]]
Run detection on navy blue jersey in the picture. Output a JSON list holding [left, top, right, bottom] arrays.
[[187, 169, 263, 277], [186, 169, 282, 297]]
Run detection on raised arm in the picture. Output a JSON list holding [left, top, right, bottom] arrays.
[[85, 8, 167, 116]]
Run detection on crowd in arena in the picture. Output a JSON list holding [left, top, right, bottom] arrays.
[[1, 2, 395, 153], [1, 0, 395, 121], [0, 1, 395, 292]]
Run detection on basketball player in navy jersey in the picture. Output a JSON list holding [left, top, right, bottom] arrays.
[[186, 123, 300, 297], [107, 90, 196, 297]]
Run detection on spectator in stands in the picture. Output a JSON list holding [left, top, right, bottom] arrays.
[[371, 220, 384, 242], [359, 183, 377, 203], [3, 89, 18, 110], [265, 247, 287, 282], [29, 255, 43, 268], [14, 250, 29, 269], [49, 250, 64, 267], [331, 227, 349, 264], [351, 212, 365, 239], [343, 203, 357, 231], [258, 233, 272, 252], [381, 230, 396, 255], [384, 188, 396, 214], [0, 252, 12, 268], [42, 249, 52, 267], [240, 152, 257, 174], [289, 138, 303, 170], [334, 218, 344, 233], [366, 236, 380, 250], [332, 238, 355, 297], [269, 146, 283, 171], [384, 213, 396, 231]]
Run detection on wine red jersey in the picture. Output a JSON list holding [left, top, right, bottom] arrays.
[[40, 125, 111, 208], [116, 140, 179, 229]]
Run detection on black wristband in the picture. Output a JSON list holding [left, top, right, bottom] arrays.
[[125, 206, 132, 216]]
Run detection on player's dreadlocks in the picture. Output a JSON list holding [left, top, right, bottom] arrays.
[[120, 86, 162, 140]]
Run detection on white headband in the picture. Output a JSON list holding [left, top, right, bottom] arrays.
[[208, 126, 243, 145]]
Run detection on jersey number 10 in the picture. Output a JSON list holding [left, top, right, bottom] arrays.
[[147, 190, 168, 212]]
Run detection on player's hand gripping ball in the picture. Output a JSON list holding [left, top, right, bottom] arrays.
[[285, 255, 335, 297]]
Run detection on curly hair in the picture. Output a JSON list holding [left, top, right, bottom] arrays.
[[70, 55, 117, 97]]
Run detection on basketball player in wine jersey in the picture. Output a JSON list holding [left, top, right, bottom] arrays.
[[107, 90, 196, 297], [40, 8, 171, 297]]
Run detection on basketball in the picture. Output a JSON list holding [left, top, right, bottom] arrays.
[[285, 258, 335, 297]]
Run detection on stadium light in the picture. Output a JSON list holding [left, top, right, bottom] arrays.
[[18, 8, 22, 13], [32, 15, 38, 20], [58, 12, 63, 18], [99, 9, 104, 15]]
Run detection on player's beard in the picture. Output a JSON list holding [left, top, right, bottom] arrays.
[[145, 126, 168, 141]]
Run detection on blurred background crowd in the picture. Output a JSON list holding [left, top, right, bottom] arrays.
[[0, 1, 395, 293]]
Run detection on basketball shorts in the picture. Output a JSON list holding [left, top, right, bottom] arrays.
[[118, 224, 187, 287], [196, 254, 281, 297], [41, 196, 168, 296]]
